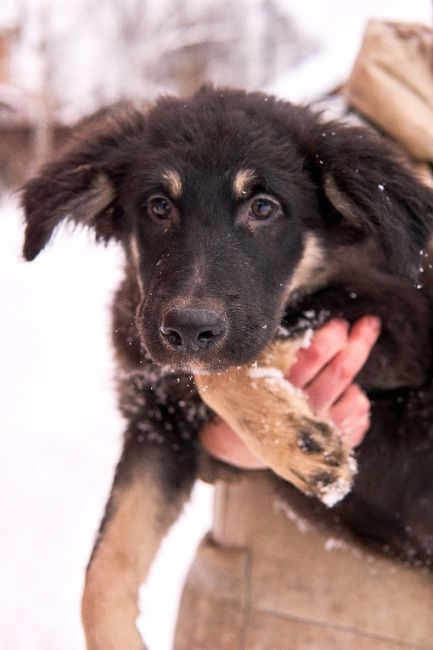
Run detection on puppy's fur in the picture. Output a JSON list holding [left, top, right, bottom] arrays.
[[22, 87, 433, 649]]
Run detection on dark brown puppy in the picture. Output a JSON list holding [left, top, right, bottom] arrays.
[[22, 87, 433, 649]]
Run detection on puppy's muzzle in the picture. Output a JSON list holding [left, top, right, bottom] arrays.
[[160, 306, 226, 354]]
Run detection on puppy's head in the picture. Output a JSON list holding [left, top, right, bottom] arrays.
[[22, 87, 433, 371]]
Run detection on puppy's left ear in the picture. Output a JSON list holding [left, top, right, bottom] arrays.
[[21, 107, 145, 260], [310, 122, 433, 281]]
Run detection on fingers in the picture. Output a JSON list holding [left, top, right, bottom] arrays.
[[289, 315, 380, 449], [287, 319, 349, 387], [328, 383, 371, 448], [303, 316, 381, 416], [199, 418, 266, 470]]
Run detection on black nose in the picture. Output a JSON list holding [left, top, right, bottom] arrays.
[[160, 308, 226, 352]]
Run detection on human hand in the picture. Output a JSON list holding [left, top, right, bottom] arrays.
[[199, 316, 381, 469]]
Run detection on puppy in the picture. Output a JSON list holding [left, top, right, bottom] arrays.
[[22, 87, 433, 649]]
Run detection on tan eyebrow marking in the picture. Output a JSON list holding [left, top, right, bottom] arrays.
[[233, 168, 257, 198], [161, 169, 182, 199]]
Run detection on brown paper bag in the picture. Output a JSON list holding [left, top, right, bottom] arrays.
[[345, 20, 433, 162]]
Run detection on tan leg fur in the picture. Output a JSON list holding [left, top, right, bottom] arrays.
[[195, 339, 356, 507], [82, 473, 180, 650]]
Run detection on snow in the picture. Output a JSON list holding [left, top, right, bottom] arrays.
[[319, 476, 352, 508], [248, 366, 284, 380], [273, 498, 313, 534], [300, 327, 314, 349]]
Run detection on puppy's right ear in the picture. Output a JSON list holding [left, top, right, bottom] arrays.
[[21, 108, 146, 260]]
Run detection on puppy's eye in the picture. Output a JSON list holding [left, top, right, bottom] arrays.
[[250, 197, 278, 220], [147, 195, 173, 220]]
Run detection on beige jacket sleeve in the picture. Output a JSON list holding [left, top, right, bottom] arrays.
[[345, 20, 433, 162]]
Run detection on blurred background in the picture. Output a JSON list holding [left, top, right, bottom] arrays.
[[0, 0, 431, 186], [0, 1, 431, 649]]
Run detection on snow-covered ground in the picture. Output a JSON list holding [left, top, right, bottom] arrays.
[[1, 2, 431, 649]]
